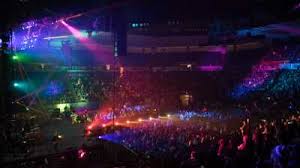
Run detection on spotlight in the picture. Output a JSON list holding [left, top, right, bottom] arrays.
[[106, 64, 111, 71], [116, 122, 119, 125], [12, 55, 18, 60], [138, 118, 142, 122], [87, 125, 93, 130], [149, 117, 153, 121], [102, 124, 106, 127], [13, 82, 19, 87], [59, 19, 66, 24], [126, 120, 130, 124], [167, 114, 171, 118], [78, 149, 86, 159]]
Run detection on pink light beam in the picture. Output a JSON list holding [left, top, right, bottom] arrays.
[[60, 20, 86, 40], [60, 20, 113, 63]]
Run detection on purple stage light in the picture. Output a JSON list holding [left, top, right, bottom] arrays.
[[198, 65, 223, 71], [13, 20, 48, 50], [294, 3, 300, 10], [273, 25, 300, 36]]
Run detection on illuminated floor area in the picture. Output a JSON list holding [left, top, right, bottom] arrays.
[[92, 111, 244, 150]]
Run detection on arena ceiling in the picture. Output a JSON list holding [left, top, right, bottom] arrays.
[[1, 0, 299, 32]]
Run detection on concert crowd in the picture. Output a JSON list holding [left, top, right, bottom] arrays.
[[104, 113, 300, 168]]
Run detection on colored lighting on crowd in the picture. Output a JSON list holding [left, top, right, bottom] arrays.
[[230, 61, 280, 98]]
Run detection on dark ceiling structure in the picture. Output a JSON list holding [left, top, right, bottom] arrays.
[[0, 0, 126, 31], [0, 0, 299, 32]]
